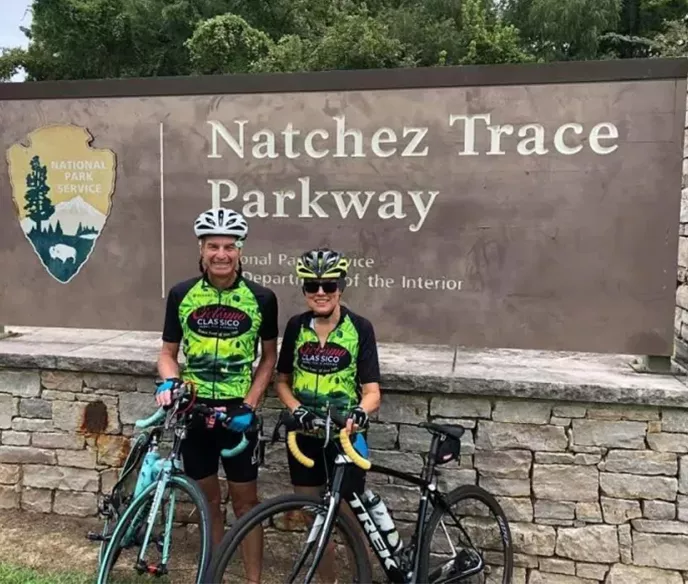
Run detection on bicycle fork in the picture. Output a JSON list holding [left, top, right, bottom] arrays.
[[135, 462, 176, 576], [285, 471, 346, 583]]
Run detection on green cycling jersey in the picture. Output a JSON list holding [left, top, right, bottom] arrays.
[[162, 273, 278, 400], [276, 305, 380, 416]]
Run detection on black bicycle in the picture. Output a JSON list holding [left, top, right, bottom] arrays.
[[205, 406, 513, 583]]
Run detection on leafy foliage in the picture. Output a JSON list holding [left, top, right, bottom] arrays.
[[186, 13, 273, 74], [1, 0, 687, 81], [652, 16, 688, 56]]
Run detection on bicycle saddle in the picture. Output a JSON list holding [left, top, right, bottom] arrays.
[[419, 422, 465, 441]]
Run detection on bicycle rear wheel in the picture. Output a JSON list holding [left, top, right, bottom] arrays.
[[418, 484, 513, 584], [96, 474, 212, 584], [207, 492, 373, 584]]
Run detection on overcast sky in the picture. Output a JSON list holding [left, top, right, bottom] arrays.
[[1, 0, 32, 81]]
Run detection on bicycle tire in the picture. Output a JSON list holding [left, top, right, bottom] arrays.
[[96, 474, 212, 584], [417, 484, 513, 584], [206, 493, 373, 584]]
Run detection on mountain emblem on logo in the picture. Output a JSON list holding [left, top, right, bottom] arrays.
[[6, 124, 117, 283]]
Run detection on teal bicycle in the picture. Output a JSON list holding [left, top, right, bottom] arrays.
[[88, 382, 259, 583]]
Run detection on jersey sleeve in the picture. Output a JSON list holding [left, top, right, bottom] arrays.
[[277, 315, 301, 374], [161, 287, 183, 343], [258, 289, 279, 340], [356, 318, 381, 385]]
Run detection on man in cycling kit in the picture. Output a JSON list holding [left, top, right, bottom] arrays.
[[275, 247, 381, 576], [155, 207, 278, 582]]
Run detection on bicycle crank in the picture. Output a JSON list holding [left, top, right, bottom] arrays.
[[85, 531, 110, 542], [428, 549, 484, 583], [135, 559, 169, 577]]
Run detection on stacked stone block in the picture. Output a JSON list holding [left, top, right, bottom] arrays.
[[3, 367, 688, 582]]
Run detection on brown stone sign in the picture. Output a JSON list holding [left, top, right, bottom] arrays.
[[1, 59, 687, 354]]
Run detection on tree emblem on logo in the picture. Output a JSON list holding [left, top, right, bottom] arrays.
[[7, 125, 117, 283], [24, 155, 55, 231]]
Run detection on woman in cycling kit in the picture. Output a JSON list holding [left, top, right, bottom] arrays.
[[275, 247, 382, 517]]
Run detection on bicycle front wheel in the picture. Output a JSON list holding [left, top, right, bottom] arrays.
[[418, 484, 513, 584], [96, 474, 212, 584], [207, 493, 373, 584]]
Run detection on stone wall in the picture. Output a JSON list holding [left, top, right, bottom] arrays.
[[3, 363, 688, 583]]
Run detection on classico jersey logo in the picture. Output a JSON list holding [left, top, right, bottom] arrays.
[[6, 124, 117, 284]]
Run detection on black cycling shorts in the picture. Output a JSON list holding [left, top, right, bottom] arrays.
[[286, 432, 366, 500], [180, 398, 261, 483]]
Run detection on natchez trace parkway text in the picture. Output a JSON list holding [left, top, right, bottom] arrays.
[[203, 113, 620, 232]]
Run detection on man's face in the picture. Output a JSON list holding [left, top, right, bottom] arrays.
[[303, 279, 342, 316], [200, 236, 241, 278]]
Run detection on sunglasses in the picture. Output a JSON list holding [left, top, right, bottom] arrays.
[[303, 280, 339, 294]]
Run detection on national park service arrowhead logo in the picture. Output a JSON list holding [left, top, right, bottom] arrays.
[[7, 125, 116, 283]]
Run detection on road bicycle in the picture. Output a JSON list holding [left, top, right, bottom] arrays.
[[87, 382, 261, 583], [205, 406, 513, 583]]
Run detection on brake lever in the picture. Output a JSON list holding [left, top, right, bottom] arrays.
[[164, 387, 187, 430], [271, 411, 287, 444]]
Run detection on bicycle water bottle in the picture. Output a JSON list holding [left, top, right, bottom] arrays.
[[134, 448, 161, 498], [363, 489, 403, 554]]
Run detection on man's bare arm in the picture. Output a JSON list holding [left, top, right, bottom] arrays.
[[244, 338, 277, 409], [158, 341, 181, 379]]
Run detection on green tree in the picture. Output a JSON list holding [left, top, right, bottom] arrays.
[[24, 156, 55, 232], [0, 0, 241, 80], [4, 0, 688, 82], [186, 13, 273, 74], [502, 0, 622, 60], [456, 0, 535, 64], [652, 16, 688, 56], [379, 4, 464, 66], [250, 6, 412, 72], [0, 48, 25, 80], [250, 35, 315, 73], [307, 10, 409, 71], [599, 0, 688, 57]]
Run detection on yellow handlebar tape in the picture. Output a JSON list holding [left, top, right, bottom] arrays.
[[287, 431, 315, 468], [287, 429, 372, 471], [339, 429, 372, 470]]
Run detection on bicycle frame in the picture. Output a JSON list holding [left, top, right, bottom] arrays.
[[95, 388, 261, 578], [118, 410, 189, 574], [294, 429, 460, 584]]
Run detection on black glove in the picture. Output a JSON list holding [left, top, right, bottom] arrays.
[[347, 406, 369, 430], [292, 405, 317, 431]]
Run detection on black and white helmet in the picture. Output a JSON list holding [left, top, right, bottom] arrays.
[[194, 207, 249, 241]]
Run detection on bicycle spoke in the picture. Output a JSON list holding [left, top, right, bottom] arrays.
[[212, 497, 368, 584], [423, 487, 512, 584], [97, 479, 210, 584]]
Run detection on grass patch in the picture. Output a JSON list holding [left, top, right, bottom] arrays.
[[0, 562, 144, 584], [0, 562, 95, 584]]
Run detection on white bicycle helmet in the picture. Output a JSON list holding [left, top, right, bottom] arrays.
[[194, 207, 249, 241]]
